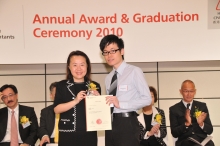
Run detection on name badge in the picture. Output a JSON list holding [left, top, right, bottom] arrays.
[[22, 121, 31, 129], [119, 85, 128, 91]]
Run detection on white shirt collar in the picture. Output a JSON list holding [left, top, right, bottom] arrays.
[[7, 104, 19, 114], [182, 100, 193, 110]]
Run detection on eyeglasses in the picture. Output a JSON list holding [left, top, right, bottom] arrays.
[[102, 49, 120, 56], [1, 93, 15, 101], [182, 90, 195, 94]]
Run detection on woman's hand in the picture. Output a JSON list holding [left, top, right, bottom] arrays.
[[148, 124, 160, 136], [90, 90, 100, 96], [75, 91, 87, 104]]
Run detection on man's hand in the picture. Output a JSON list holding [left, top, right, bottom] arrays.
[[185, 109, 192, 126], [197, 112, 207, 127], [106, 96, 119, 108], [39, 135, 50, 146]]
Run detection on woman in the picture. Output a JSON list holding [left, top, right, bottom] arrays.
[[54, 50, 101, 146], [138, 86, 167, 146]]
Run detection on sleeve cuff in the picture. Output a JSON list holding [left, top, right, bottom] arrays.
[[200, 122, 204, 129], [41, 135, 49, 139], [144, 131, 150, 139]]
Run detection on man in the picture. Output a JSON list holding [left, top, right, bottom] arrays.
[[0, 84, 38, 146], [99, 34, 152, 146], [169, 80, 214, 146], [38, 82, 58, 146]]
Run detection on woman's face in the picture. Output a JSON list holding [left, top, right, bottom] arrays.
[[68, 55, 87, 82], [151, 92, 155, 105]]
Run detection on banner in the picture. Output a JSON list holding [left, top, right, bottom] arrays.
[[0, 0, 220, 64]]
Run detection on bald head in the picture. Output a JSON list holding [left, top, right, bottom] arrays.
[[180, 80, 196, 103], [181, 80, 195, 89]]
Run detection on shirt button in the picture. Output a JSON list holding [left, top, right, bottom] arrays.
[[72, 122, 74, 124], [192, 132, 194, 134], [64, 122, 66, 124], [72, 114, 75, 116]]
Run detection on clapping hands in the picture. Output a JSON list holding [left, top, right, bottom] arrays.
[[197, 112, 207, 127], [185, 109, 192, 126]]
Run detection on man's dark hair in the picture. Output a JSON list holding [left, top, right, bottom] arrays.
[[0, 84, 18, 94], [99, 34, 124, 59], [149, 86, 158, 103], [49, 82, 58, 92]]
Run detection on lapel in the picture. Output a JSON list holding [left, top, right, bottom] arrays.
[[137, 113, 145, 128], [18, 105, 24, 139], [137, 106, 159, 129], [1, 108, 8, 135], [151, 106, 159, 123], [66, 79, 76, 98], [177, 100, 186, 116], [190, 100, 197, 122], [66, 78, 89, 99]]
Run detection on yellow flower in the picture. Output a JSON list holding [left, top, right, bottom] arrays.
[[154, 114, 162, 125], [195, 111, 202, 118], [88, 82, 98, 90], [20, 116, 30, 124], [193, 106, 202, 118]]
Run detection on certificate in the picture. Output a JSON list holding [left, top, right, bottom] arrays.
[[85, 95, 112, 131]]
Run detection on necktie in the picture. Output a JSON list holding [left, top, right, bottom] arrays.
[[109, 71, 117, 113], [11, 110, 18, 146], [187, 103, 190, 109], [54, 114, 60, 143]]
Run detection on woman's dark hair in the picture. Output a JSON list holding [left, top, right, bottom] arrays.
[[66, 50, 91, 81], [149, 86, 158, 103]]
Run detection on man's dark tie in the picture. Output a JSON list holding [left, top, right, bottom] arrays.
[[109, 71, 117, 113], [187, 103, 190, 109]]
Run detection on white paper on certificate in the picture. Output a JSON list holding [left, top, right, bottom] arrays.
[[85, 95, 112, 131]]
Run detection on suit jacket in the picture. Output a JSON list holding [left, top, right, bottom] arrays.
[[169, 100, 213, 146], [38, 105, 55, 140], [0, 104, 38, 145], [138, 106, 167, 146]]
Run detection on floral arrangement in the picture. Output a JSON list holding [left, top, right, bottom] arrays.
[[154, 113, 162, 125], [86, 82, 98, 91], [193, 106, 202, 118], [20, 116, 31, 124]]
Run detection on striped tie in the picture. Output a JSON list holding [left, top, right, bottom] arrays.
[[11, 110, 18, 146], [54, 114, 60, 143], [109, 71, 117, 113]]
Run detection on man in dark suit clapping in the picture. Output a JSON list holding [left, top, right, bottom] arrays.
[[169, 80, 214, 146], [0, 84, 38, 146], [38, 82, 58, 146]]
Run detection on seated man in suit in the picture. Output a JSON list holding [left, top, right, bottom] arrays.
[[0, 84, 38, 146], [38, 82, 58, 146], [169, 80, 214, 146]]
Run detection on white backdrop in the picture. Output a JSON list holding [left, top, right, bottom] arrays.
[[0, 0, 220, 64]]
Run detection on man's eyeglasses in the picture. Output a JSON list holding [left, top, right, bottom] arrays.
[[102, 49, 120, 56], [182, 90, 195, 94], [1, 93, 15, 101]]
